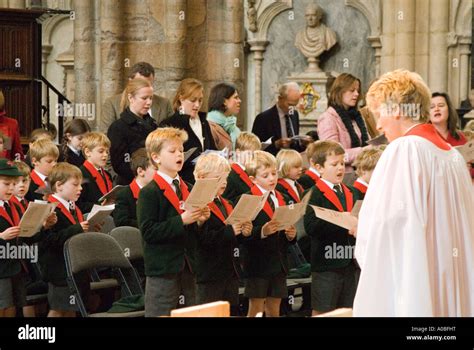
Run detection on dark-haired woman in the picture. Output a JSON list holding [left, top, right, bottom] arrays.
[[429, 92, 467, 146]]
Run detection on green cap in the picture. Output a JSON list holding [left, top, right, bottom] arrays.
[[0, 158, 22, 176]]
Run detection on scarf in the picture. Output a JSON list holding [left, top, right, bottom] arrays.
[[332, 105, 369, 148], [206, 110, 241, 146]]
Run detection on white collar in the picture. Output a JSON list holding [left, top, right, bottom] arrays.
[[68, 144, 81, 155], [52, 194, 73, 211], [321, 178, 341, 191], [33, 169, 47, 182], [283, 178, 296, 186], [308, 167, 321, 177], [404, 123, 423, 135], [0, 199, 6, 207], [15, 195, 24, 202], [355, 178, 369, 187], [234, 162, 245, 171], [157, 170, 179, 186], [256, 184, 274, 197]]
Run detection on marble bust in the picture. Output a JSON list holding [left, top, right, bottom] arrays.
[[295, 3, 337, 72]]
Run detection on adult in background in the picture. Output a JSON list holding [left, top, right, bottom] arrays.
[[318, 73, 369, 172], [159, 78, 217, 184], [0, 90, 24, 160], [252, 82, 309, 156], [206, 83, 242, 151], [100, 62, 173, 133], [108, 78, 158, 185], [353, 69, 474, 317]]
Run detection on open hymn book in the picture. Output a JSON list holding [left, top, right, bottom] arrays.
[[87, 204, 115, 227], [455, 140, 474, 162], [183, 175, 228, 211], [225, 192, 269, 225], [19, 201, 58, 237], [311, 202, 361, 230], [271, 190, 312, 230]]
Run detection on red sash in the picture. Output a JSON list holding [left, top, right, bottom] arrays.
[[208, 196, 233, 224], [9, 196, 28, 215], [30, 170, 46, 187], [405, 124, 451, 150], [251, 186, 285, 219], [277, 179, 300, 203], [353, 180, 368, 194], [83, 160, 113, 195], [231, 163, 253, 188], [129, 179, 140, 200], [316, 180, 353, 212], [48, 196, 84, 224], [0, 203, 20, 226], [153, 173, 190, 214], [305, 169, 320, 185]]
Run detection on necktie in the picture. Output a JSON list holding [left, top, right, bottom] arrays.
[[268, 192, 275, 212], [172, 179, 182, 200], [214, 198, 228, 218], [284, 115, 294, 138], [69, 202, 78, 222], [4, 202, 12, 220], [20, 199, 27, 209], [334, 185, 347, 211]]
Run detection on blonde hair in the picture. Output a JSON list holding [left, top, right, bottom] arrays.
[[245, 151, 277, 177], [49, 163, 82, 192], [29, 139, 59, 162], [145, 127, 188, 167], [193, 153, 230, 178], [13, 161, 31, 178], [464, 120, 474, 133], [172, 78, 204, 112], [309, 140, 345, 166], [29, 128, 53, 143], [276, 149, 302, 178], [353, 148, 383, 177], [366, 69, 431, 122], [120, 78, 153, 112], [81, 132, 111, 153], [235, 132, 261, 152]]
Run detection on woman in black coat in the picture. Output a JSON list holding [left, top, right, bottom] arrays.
[[108, 78, 158, 185], [159, 78, 217, 184]]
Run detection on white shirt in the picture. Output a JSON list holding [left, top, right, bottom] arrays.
[[320, 178, 342, 193], [354, 178, 369, 188], [233, 162, 245, 171], [283, 178, 300, 200], [52, 194, 73, 212], [256, 184, 280, 239], [68, 144, 81, 156], [0, 200, 6, 208], [189, 117, 204, 148], [157, 170, 181, 195], [33, 170, 47, 182], [276, 104, 289, 139], [308, 167, 321, 178]]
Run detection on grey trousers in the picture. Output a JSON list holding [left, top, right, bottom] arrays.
[[145, 267, 196, 317]]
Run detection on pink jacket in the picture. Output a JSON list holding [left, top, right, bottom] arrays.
[[317, 106, 365, 167]]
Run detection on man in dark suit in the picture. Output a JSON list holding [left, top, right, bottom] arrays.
[[100, 62, 173, 133], [252, 82, 310, 155]]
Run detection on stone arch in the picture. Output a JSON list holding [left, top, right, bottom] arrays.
[[344, 0, 381, 37], [254, 0, 293, 41]]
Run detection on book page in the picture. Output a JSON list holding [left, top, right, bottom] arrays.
[[311, 205, 358, 230], [225, 192, 269, 225], [455, 140, 474, 162], [272, 190, 312, 230], [87, 204, 115, 227], [183, 177, 221, 210], [98, 185, 127, 204], [184, 147, 198, 163], [19, 202, 57, 237]]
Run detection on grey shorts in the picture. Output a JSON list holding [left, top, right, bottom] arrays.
[[311, 264, 359, 312], [0, 274, 26, 309], [47, 283, 78, 312], [244, 273, 287, 299]]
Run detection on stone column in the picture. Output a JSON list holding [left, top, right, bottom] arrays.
[[414, 0, 429, 80], [100, 0, 124, 104], [395, 0, 415, 70], [248, 40, 269, 116], [428, 0, 449, 92], [459, 41, 471, 103], [368, 37, 382, 77], [380, 0, 395, 73], [8, 0, 25, 8], [73, 0, 96, 125]]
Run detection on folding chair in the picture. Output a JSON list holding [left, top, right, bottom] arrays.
[[109, 226, 145, 286], [64, 232, 144, 317]]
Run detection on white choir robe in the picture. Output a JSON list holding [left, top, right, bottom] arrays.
[[353, 134, 474, 316]]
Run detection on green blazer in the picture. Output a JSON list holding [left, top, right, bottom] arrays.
[[240, 189, 295, 279], [38, 204, 84, 286], [137, 179, 198, 277], [222, 165, 253, 203], [194, 197, 242, 284], [298, 169, 320, 191], [303, 183, 358, 272], [77, 163, 113, 213], [113, 184, 138, 228]]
